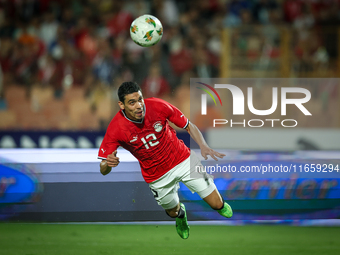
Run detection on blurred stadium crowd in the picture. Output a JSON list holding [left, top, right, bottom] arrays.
[[0, 0, 339, 130]]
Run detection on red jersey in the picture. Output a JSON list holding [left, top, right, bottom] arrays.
[[98, 98, 190, 183]]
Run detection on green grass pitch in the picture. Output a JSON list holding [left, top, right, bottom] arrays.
[[1, 223, 339, 255]]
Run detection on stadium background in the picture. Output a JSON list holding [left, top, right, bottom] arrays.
[[0, 1, 340, 254]]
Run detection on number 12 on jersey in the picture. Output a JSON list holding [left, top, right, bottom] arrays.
[[141, 133, 159, 149]]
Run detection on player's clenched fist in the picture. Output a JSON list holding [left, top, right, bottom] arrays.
[[106, 150, 120, 167], [100, 150, 119, 175]]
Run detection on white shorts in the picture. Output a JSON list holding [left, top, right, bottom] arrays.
[[148, 150, 216, 210]]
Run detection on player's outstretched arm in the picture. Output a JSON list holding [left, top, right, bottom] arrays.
[[186, 122, 225, 161], [100, 150, 119, 175]]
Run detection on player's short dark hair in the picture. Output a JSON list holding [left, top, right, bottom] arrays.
[[118, 82, 142, 103]]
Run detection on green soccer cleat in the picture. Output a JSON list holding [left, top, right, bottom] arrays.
[[217, 202, 233, 218], [176, 203, 190, 239]]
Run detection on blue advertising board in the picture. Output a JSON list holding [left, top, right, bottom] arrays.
[[1, 149, 339, 222], [0, 160, 42, 220]]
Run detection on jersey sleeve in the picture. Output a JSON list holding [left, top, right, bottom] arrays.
[[161, 99, 189, 129], [98, 132, 120, 160]]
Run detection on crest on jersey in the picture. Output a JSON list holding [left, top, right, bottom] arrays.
[[129, 134, 138, 143], [153, 121, 163, 132]]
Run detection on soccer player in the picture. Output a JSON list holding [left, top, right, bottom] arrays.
[[98, 82, 232, 239]]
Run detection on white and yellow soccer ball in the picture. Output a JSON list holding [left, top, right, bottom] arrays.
[[130, 14, 163, 47]]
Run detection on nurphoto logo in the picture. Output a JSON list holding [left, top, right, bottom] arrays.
[[196, 81, 312, 128]]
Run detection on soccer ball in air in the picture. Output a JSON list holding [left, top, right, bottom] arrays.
[[130, 14, 163, 47]]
